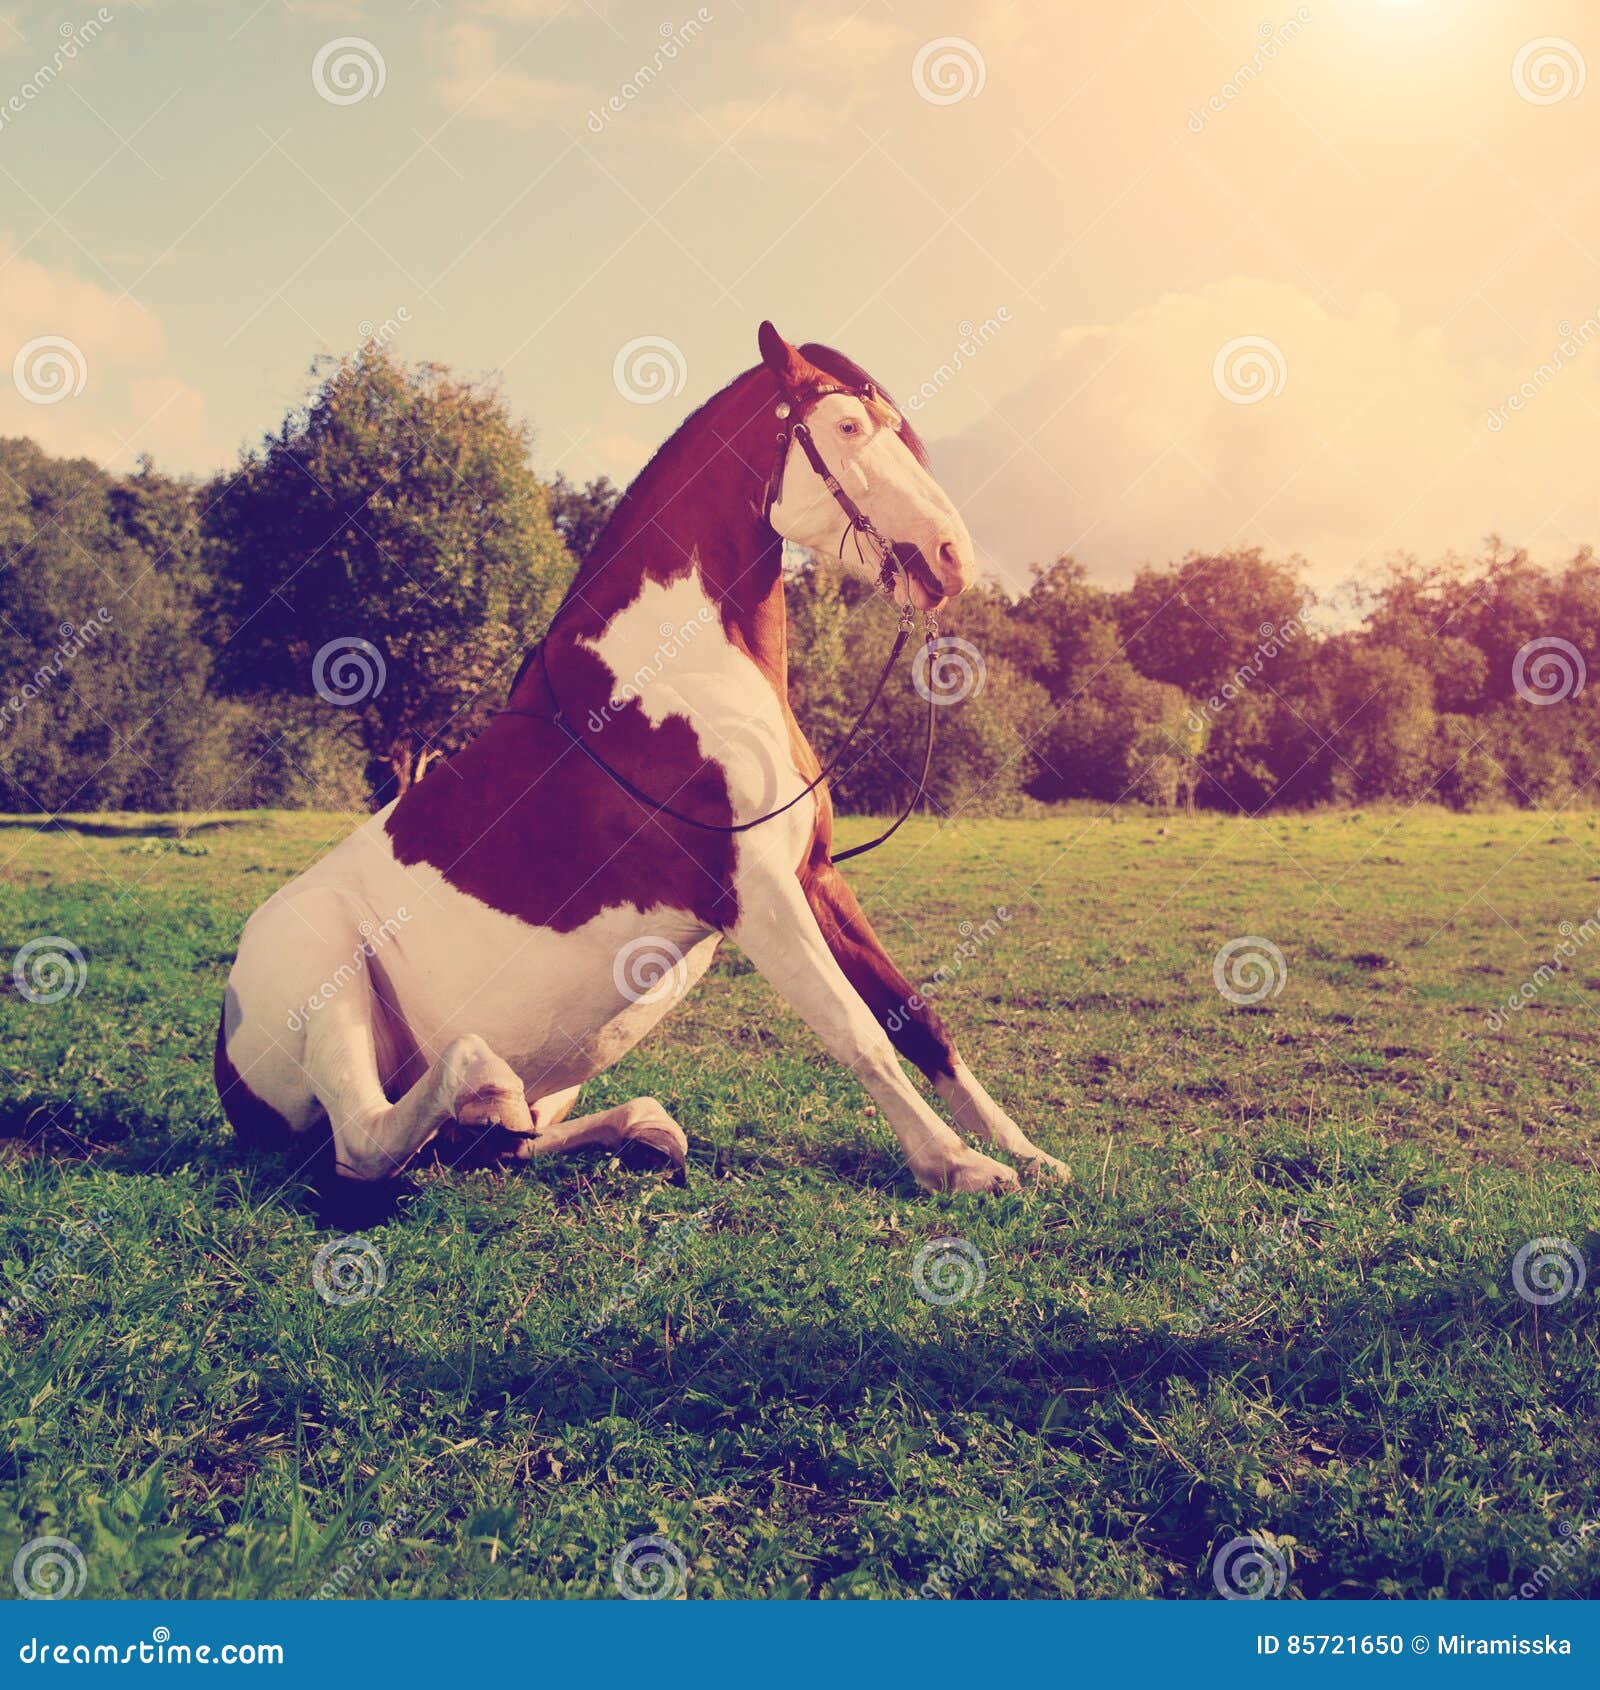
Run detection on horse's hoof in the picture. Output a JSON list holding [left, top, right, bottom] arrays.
[[923, 1150, 1020, 1196], [451, 1050, 535, 1136], [617, 1116, 690, 1183]]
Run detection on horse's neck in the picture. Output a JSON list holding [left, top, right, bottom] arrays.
[[548, 405, 791, 700]]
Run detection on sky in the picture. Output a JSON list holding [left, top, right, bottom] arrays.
[[0, 0, 1597, 596]]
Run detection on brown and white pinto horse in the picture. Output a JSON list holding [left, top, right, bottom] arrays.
[[215, 324, 1065, 1195]]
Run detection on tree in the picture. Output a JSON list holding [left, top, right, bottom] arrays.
[[205, 348, 573, 800], [544, 471, 621, 562], [1026, 619, 1198, 805], [0, 444, 232, 813], [787, 558, 1047, 816]]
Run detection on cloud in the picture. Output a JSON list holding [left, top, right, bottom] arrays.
[[761, 11, 905, 77], [0, 244, 221, 471], [576, 429, 653, 484], [432, 20, 582, 123], [931, 277, 1600, 592], [678, 9, 907, 147], [681, 90, 835, 146]]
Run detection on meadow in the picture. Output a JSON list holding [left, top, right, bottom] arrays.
[[0, 805, 1596, 1600]]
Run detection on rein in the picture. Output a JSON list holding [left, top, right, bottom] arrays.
[[499, 381, 941, 864]]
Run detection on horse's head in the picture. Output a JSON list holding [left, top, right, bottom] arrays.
[[756, 321, 975, 613]]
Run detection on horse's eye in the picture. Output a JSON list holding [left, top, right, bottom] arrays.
[[839, 419, 859, 437]]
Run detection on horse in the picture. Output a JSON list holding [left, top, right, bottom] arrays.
[[215, 322, 1066, 1196]]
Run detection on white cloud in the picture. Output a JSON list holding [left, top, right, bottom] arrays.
[[677, 11, 907, 147], [932, 277, 1600, 591], [0, 245, 221, 472], [432, 20, 582, 123]]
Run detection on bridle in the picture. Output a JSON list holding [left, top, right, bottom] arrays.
[[500, 376, 942, 865]]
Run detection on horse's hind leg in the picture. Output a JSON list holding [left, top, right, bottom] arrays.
[[300, 981, 533, 1181], [507, 1094, 688, 1180]]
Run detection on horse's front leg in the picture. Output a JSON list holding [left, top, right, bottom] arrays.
[[801, 858, 1069, 1181], [731, 865, 1019, 1194]]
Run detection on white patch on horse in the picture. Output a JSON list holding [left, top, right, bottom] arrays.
[[583, 566, 815, 864]]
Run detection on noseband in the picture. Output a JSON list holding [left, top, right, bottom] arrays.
[[499, 377, 942, 865]]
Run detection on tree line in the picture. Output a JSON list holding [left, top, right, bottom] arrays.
[[0, 346, 1593, 816]]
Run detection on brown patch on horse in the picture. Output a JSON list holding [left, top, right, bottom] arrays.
[[213, 1007, 294, 1150], [386, 695, 742, 933]]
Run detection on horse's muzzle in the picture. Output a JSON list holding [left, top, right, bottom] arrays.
[[891, 542, 955, 607]]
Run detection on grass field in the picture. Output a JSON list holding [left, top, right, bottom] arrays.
[[1, 805, 1597, 1601]]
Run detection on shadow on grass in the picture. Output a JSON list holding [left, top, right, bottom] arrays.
[[0, 816, 255, 838]]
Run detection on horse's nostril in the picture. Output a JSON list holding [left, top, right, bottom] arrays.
[[938, 540, 968, 588]]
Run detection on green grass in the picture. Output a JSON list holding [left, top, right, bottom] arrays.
[[1, 805, 1597, 1600]]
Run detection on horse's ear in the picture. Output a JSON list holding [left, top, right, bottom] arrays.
[[758, 320, 808, 392]]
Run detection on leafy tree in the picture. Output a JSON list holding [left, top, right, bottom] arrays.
[[1306, 644, 1438, 805], [544, 471, 621, 562], [205, 348, 572, 800], [1026, 619, 1197, 806], [789, 558, 1046, 815], [1113, 550, 1312, 697], [0, 444, 231, 812]]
